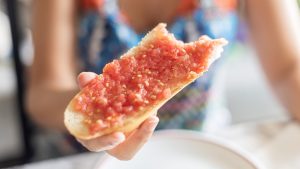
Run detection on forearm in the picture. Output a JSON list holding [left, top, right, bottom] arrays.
[[27, 0, 79, 130], [245, 0, 300, 82], [245, 0, 300, 120]]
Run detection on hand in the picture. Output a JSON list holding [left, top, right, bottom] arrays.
[[75, 72, 159, 160]]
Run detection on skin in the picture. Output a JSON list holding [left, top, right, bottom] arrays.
[[27, 0, 300, 160], [244, 0, 300, 120]]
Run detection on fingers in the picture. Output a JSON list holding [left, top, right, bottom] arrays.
[[77, 132, 125, 152], [77, 72, 98, 89], [107, 116, 159, 160]]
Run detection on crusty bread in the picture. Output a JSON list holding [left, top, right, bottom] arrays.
[[64, 23, 227, 140]]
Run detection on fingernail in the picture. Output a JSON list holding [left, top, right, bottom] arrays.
[[114, 132, 126, 142], [148, 117, 159, 131], [106, 133, 125, 148]]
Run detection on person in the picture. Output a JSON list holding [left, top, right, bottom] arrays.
[[26, 0, 300, 160]]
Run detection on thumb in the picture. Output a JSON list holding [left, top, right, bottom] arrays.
[[77, 72, 98, 89]]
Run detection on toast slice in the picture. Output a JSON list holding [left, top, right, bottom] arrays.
[[64, 23, 227, 140]]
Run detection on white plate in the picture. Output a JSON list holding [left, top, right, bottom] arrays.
[[94, 130, 263, 169]]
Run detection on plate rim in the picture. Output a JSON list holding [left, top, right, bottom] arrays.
[[94, 129, 265, 169]]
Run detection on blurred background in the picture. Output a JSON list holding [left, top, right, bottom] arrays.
[[0, 0, 298, 168]]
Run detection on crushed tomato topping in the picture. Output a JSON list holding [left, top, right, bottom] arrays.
[[72, 35, 213, 134]]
